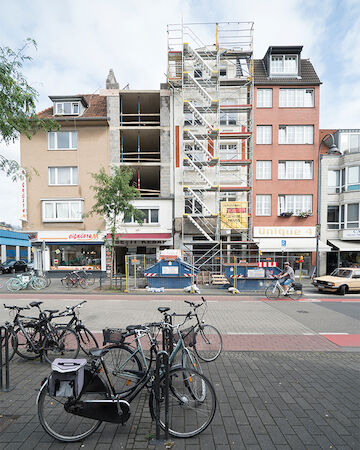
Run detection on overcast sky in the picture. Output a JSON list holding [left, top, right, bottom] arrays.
[[0, 0, 359, 227]]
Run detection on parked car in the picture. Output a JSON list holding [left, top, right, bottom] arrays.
[[312, 267, 360, 295], [0, 260, 28, 274]]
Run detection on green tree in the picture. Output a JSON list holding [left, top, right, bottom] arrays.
[[0, 38, 58, 179], [88, 166, 144, 287]]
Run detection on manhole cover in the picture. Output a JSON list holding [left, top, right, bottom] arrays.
[[0, 415, 19, 433]]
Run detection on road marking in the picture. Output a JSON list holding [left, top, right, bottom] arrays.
[[319, 332, 349, 335]]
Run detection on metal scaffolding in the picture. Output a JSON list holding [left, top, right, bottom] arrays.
[[168, 22, 255, 272]]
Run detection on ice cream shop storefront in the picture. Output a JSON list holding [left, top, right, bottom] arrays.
[[32, 231, 106, 272]]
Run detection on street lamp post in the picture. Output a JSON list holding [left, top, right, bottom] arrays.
[[316, 133, 341, 277]]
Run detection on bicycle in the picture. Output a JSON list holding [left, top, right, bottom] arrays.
[[37, 335, 217, 441], [102, 313, 204, 396], [55, 301, 99, 355], [75, 269, 96, 286], [265, 278, 303, 300], [6, 271, 47, 291], [3, 302, 80, 363], [61, 271, 88, 289]]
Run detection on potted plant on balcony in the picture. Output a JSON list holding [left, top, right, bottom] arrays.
[[298, 210, 313, 218], [279, 211, 293, 217]]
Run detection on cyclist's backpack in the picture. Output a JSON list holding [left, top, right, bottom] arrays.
[[292, 282, 303, 291], [48, 358, 87, 397]]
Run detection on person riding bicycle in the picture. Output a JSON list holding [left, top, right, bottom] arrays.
[[277, 261, 295, 295]]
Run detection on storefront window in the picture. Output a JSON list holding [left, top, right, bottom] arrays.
[[49, 244, 101, 270], [261, 252, 311, 276]]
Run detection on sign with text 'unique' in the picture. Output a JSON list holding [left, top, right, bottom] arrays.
[[254, 227, 316, 238]]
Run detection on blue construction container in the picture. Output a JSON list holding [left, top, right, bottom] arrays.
[[223, 264, 282, 291], [143, 258, 199, 289]]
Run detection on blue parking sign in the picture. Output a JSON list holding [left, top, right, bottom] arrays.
[[281, 240, 286, 247]]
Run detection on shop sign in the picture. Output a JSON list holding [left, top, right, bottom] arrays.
[[20, 169, 27, 222], [340, 229, 360, 240], [37, 231, 103, 242], [254, 227, 315, 238], [220, 201, 248, 230]]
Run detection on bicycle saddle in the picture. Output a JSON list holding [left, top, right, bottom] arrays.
[[126, 325, 146, 332], [44, 309, 59, 314], [29, 301, 43, 307], [158, 307, 170, 313], [89, 348, 109, 357]]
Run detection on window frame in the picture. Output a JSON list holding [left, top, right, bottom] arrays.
[[256, 125, 272, 145], [257, 89, 273, 108], [346, 203, 360, 229], [256, 195, 272, 216], [279, 89, 314, 108], [278, 160, 313, 180], [47, 131, 78, 150], [278, 125, 314, 145], [55, 102, 80, 116], [278, 195, 313, 216], [48, 167, 78, 186], [270, 54, 298, 75], [42, 199, 83, 223], [339, 133, 360, 154], [123, 208, 159, 224], [219, 143, 239, 161], [256, 161, 272, 180]]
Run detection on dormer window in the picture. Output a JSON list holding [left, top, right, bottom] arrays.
[[270, 55, 298, 75], [55, 102, 80, 115]]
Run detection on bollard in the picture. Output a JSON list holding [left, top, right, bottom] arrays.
[[0, 325, 14, 392], [151, 350, 169, 444]]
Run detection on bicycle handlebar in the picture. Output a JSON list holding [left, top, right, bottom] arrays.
[[4, 304, 30, 311]]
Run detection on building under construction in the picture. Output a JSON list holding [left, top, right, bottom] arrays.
[[167, 22, 258, 273]]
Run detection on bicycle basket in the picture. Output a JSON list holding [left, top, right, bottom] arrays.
[[292, 282, 303, 291], [102, 328, 125, 345], [174, 326, 195, 347]]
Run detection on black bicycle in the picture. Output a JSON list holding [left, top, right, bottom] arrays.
[[37, 327, 217, 441]]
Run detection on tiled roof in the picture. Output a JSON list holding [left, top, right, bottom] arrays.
[[37, 94, 107, 119], [254, 59, 321, 85]]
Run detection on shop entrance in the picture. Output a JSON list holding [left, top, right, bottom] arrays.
[[115, 247, 127, 274]]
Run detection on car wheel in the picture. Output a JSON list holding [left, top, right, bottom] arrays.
[[24, 267, 28, 272], [11, 268, 15, 274], [338, 285, 348, 296]]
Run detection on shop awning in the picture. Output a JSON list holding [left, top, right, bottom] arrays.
[[107, 233, 171, 241], [257, 238, 332, 252], [328, 239, 360, 251]]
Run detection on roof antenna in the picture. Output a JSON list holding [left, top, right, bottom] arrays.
[[122, 83, 130, 90]]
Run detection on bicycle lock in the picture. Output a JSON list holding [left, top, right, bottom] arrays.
[[0, 324, 14, 392], [151, 350, 170, 444]]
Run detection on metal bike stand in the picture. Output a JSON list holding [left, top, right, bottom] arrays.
[[0, 325, 15, 392], [150, 350, 172, 446]]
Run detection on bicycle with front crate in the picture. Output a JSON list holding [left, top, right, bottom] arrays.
[[37, 322, 217, 441]]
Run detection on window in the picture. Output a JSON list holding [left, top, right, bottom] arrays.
[[42, 200, 83, 222], [347, 203, 359, 228], [256, 195, 271, 216], [48, 167, 78, 185], [339, 133, 360, 154], [347, 166, 360, 191], [278, 195, 312, 216], [184, 112, 201, 126], [256, 161, 272, 179], [220, 144, 238, 160], [327, 205, 340, 229], [124, 208, 159, 224], [278, 126, 313, 144], [184, 143, 204, 162], [256, 126, 272, 144], [185, 193, 202, 214], [55, 102, 80, 115], [279, 89, 314, 107], [328, 169, 341, 193], [219, 66, 227, 78], [220, 111, 237, 125], [257, 89, 272, 108], [278, 161, 312, 179], [48, 131, 78, 150], [194, 66, 202, 78], [220, 192, 238, 201], [270, 55, 298, 75]]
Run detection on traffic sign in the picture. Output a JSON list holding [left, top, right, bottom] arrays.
[[281, 240, 286, 247]]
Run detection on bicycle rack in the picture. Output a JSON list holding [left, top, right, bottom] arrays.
[[151, 350, 170, 445], [0, 324, 14, 392]]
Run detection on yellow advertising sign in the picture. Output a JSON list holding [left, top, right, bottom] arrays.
[[220, 201, 248, 230]]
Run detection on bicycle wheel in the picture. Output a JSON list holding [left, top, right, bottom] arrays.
[[194, 324, 222, 362], [6, 278, 22, 292], [30, 277, 47, 290], [15, 323, 42, 360], [1, 327, 17, 366], [37, 371, 108, 442], [77, 327, 99, 355], [265, 285, 281, 300], [84, 272, 95, 286], [102, 344, 143, 394], [182, 349, 206, 401], [288, 286, 302, 300], [149, 366, 216, 438], [61, 277, 72, 289], [79, 278, 88, 289], [43, 327, 80, 364]]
